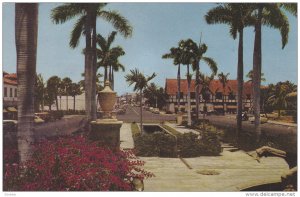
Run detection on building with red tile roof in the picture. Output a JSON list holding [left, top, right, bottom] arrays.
[[3, 72, 18, 108], [165, 79, 253, 113]]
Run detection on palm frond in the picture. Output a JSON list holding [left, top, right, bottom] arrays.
[[205, 5, 233, 25], [107, 31, 117, 48], [96, 34, 108, 51], [280, 3, 297, 17], [202, 57, 218, 75], [70, 16, 86, 48], [98, 10, 133, 38], [51, 3, 84, 24]]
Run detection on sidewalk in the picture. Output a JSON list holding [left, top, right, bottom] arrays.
[[120, 123, 134, 149], [118, 122, 289, 191], [267, 120, 297, 127]]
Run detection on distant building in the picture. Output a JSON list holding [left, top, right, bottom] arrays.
[[3, 72, 18, 119], [165, 79, 253, 113]]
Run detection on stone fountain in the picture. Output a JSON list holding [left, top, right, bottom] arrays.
[[89, 80, 123, 149]]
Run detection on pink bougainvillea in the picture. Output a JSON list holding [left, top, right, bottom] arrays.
[[4, 135, 154, 191]]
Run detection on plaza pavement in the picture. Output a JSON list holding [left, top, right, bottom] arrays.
[[120, 123, 289, 192]]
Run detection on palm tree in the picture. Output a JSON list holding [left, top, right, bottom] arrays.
[[35, 74, 46, 112], [206, 3, 255, 137], [46, 76, 61, 111], [246, 70, 266, 82], [200, 73, 214, 119], [96, 32, 125, 90], [178, 39, 196, 126], [69, 82, 82, 111], [162, 46, 183, 113], [251, 3, 294, 139], [218, 72, 230, 115], [51, 3, 132, 121], [125, 68, 156, 132], [190, 40, 218, 120], [61, 77, 72, 110], [16, 3, 38, 162]]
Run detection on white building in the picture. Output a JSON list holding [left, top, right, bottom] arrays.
[[3, 72, 18, 108]]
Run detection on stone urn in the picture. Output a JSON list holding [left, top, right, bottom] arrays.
[[98, 80, 116, 118]]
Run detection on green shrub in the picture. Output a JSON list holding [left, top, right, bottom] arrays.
[[153, 132, 177, 157], [177, 133, 204, 157], [50, 110, 64, 120], [134, 134, 159, 157]]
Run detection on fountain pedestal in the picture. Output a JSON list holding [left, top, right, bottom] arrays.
[[89, 81, 123, 149]]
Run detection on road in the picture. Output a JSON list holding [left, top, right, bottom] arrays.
[[117, 106, 296, 137], [117, 105, 176, 123], [206, 115, 297, 136]]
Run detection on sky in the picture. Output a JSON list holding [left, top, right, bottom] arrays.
[[2, 2, 298, 95]]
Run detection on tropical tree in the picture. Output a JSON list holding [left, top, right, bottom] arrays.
[[46, 76, 61, 111], [206, 3, 255, 137], [251, 3, 295, 138], [267, 81, 297, 118], [246, 70, 266, 82], [35, 74, 46, 112], [96, 31, 125, 90], [62, 77, 73, 111], [51, 3, 132, 121], [143, 83, 168, 109], [16, 3, 38, 162], [162, 46, 183, 113], [218, 72, 230, 115], [69, 82, 82, 111], [125, 69, 156, 132], [190, 40, 218, 120], [200, 73, 214, 119], [178, 39, 197, 126]]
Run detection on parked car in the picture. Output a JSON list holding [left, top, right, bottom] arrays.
[[34, 115, 45, 124], [249, 115, 268, 124], [152, 108, 160, 114]]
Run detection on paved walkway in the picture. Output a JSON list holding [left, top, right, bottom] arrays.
[[119, 122, 289, 191], [120, 123, 134, 149]]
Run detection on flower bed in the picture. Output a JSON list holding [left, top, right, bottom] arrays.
[[131, 123, 222, 158], [4, 135, 153, 191]]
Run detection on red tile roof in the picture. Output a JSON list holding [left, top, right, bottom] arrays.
[[3, 73, 17, 85], [165, 79, 253, 97]]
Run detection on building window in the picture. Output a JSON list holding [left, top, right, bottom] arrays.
[[15, 88, 17, 97], [4, 87, 7, 97], [216, 92, 222, 100], [190, 92, 195, 99], [228, 92, 235, 100], [10, 88, 13, 97]]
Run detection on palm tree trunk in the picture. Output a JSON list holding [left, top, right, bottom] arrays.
[[73, 96, 76, 111], [177, 64, 181, 113], [237, 29, 244, 138], [60, 95, 62, 110], [16, 3, 38, 162], [84, 10, 93, 121], [111, 69, 114, 90], [140, 90, 143, 133], [91, 13, 97, 120], [223, 87, 225, 115], [253, 7, 263, 140], [55, 95, 59, 110], [104, 66, 108, 82], [187, 65, 191, 126], [195, 62, 200, 120]]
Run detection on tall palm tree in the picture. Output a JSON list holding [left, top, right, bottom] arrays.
[[179, 39, 196, 126], [96, 32, 126, 90], [69, 82, 82, 111], [162, 46, 183, 113], [16, 3, 38, 162], [62, 77, 72, 110], [246, 70, 266, 82], [51, 3, 132, 121], [35, 74, 46, 112], [46, 76, 61, 111], [206, 3, 255, 137], [125, 69, 156, 132], [190, 41, 218, 120], [251, 3, 294, 139], [218, 72, 230, 115], [199, 73, 214, 119]]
